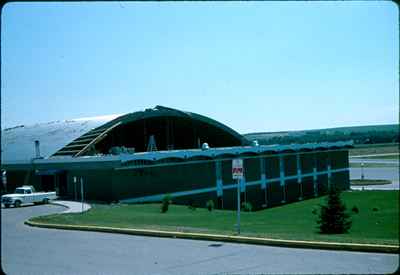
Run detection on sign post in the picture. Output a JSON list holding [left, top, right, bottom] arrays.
[[73, 176, 77, 201], [232, 159, 243, 235], [361, 162, 365, 181], [2, 170, 7, 193], [80, 177, 84, 213]]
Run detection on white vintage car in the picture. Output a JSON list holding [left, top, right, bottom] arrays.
[[1, 185, 57, 208]]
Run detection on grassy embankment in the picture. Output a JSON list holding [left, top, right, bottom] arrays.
[[365, 155, 400, 160], [349, 143, 399, 157], [350, 162, 398, 168], [350, 179, 391, 186], [32, 191, 399, 245]]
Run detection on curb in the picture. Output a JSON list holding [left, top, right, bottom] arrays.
[[50, 201, 91, 213], [49, 201, 69, 210], [24, 220, 399, 254]]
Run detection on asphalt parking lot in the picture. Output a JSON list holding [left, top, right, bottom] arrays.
[[1, 204, 399, 275], [350, 166, 399, 190]]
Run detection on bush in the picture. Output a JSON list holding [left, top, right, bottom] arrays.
[[311, 208, 318, 215], [206, 200, 214, 212], [317, 187, 352, 234], [241, 202, 253, 212], [161, 194, 172, 213], [372, 207, 379, 212], [188, 199, 196, 210], [351, 206, 359, 214]]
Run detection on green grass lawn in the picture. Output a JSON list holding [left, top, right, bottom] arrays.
[[349, 162, 398, 168], [32, 191, 399, 246], [349, 144, 399, 156], [364, 154, 400, 160], [350, 179, 391, 185]]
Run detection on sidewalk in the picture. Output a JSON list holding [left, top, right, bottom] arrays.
[[50, 200, 91, 213]]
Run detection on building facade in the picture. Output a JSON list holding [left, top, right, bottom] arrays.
[[1, 106, 352, 210]]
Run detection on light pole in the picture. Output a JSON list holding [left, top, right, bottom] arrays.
[[2, 170, 7, 193], [361, 162, 365, 181], [73, 177, 77, 201], [80, 177, 84, 213]]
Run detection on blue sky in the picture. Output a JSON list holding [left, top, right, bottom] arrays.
[[1, 1, 398, 133]]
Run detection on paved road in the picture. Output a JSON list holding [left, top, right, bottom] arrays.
[[350, 166, 399, 190], [1, 205, 399, 275], [350, 156, 399, 190]]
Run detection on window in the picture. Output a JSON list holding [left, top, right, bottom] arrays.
[[15, 188, 24, 194]]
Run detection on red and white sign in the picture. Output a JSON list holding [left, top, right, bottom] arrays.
[[232, 159, 243, 179]]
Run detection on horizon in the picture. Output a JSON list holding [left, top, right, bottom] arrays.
[[1, 2, 398, 133], [2, 111, 397, 135]]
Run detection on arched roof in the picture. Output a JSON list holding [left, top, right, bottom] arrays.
[[1, 115, 119, 163], [52, 106, 249, 157], [2, 106, 355, 165], [101, 105, 247, 144]]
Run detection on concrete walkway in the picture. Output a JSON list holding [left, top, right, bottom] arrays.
[[50, 200, 91, 213]]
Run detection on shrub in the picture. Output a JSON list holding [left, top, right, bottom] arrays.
[[372, 207, 379, 212], [206, 200, 214, 212], [311, 208, 318, 215], [161, 194, 172, 213], [241, 202, 253, 212], [188, 199, 196, 210], [317, 187, 352, 234], [351, 206, 359, 214]]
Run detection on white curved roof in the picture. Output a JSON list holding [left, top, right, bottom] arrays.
[[1, 114, 121, 163], [1, 107, 354, 165]]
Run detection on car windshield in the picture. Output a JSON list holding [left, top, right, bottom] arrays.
[[14, 189, 25, 194]]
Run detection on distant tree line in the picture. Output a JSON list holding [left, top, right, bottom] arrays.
[[245, 130, 399, 145]]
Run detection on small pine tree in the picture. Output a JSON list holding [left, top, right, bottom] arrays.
[[206, 200, 214, 212], [317, 187, 352, 234], [241, 202, 253, 212], [161, 194, 172, 213]]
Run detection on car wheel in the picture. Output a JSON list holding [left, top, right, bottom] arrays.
[[14, 200, 21, 208], [43, 198, 49, 204], [4, 204, 10, 208]]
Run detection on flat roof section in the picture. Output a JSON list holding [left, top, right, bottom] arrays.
[[2, 140, 353, 171]]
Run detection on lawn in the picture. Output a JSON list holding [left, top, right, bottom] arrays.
[[349, 162, 398, 168], [350, 179, 391, 185], [32, 191, 399, 246], [349, 144, 399, 156], [364, 154, 400, 160]]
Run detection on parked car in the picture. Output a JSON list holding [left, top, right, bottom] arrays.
[[1, 185, 57, 208]]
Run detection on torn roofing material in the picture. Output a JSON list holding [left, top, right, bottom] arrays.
[[2, 105, 248, 162], [1, 114, 121, 163]]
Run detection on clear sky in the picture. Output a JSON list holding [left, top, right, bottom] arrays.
[[1, 1, 398, 134]]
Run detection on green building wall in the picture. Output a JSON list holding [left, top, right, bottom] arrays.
[[2, 149, 350, 210]]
